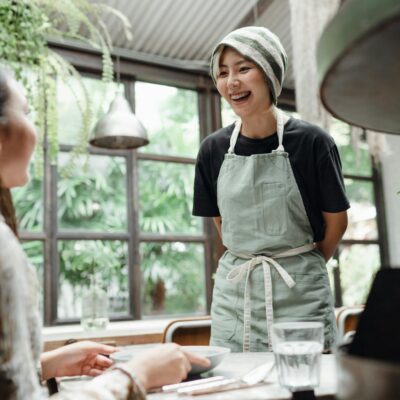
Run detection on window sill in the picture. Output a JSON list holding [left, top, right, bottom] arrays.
[[42, 319, 174, 351]]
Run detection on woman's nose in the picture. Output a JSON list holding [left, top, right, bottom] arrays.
[[227, 73, 239, 88]]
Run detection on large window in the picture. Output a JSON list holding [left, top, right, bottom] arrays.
[[329, 120, 384, 307], [14, 73, 210, 325]]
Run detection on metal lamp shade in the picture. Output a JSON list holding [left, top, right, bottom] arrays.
[[90, 94, 149, 149], [317, 0, 400, 134]]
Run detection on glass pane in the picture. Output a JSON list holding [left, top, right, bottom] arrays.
[[140, 242, 206, 316], [58, 240, 129, 319], [339, 244, 380, 306], [139, 161, 201, 234], [21, 241, 44, 322], [12, 166, 43, 231], [58, 153, 127, 231], [221, 97, 237, 127], [330, 119, 372, 177], [58, 76, 118, 145], [135, 82, 199, 158], [343, 179, 378, 240]]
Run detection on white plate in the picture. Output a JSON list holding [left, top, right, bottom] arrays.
[[182, 345, 231, 374], [110, 344, 230, 375], [110, 344, 160, 363]]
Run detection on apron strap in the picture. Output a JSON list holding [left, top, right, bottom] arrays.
[[228, 120, 241, 154], [227, 107, 289, 155], [275, 108, 285, 152], [226, 243, 315, 352]]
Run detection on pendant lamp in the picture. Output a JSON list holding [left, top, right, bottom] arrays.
[[90, 56, 149, 149], [317, 0, 400, 134]]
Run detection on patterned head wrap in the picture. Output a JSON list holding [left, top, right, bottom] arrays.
[[210, 26, 287, 105]]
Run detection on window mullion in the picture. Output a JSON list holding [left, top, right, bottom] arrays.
[[372, 162, 390, 266], [43, 139, 59, 325], [127, 152, 141, 319]]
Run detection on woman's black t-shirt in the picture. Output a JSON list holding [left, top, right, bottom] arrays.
[[193, 117, 350, 242]]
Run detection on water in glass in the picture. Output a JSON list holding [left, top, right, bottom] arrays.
[[275, 340, 323, 391]]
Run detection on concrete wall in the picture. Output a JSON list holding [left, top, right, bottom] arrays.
[[381, 134, 400, 267]]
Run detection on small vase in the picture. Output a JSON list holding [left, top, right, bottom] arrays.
[[81, 280, 109, 331]]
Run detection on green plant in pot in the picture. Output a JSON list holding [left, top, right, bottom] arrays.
[[0, 0, 131, 174]]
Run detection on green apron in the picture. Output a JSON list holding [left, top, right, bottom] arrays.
[[210, 110, 336, 352]]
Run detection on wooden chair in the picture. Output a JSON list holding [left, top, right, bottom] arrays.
[[336, 305, 364, 343], [162, 316, 212, 346]]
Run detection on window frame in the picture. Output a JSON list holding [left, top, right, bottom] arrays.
[[19, 44, 222, 326]]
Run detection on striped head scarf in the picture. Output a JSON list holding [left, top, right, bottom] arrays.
[[210, 26, 287, 105]]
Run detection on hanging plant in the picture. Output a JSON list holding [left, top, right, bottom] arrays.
[[0, 0, 132, 174]]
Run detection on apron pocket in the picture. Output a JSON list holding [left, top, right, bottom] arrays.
[[220, 184, 258, 247], [261, 182, 287, 236]]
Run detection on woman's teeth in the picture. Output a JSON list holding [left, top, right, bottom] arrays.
[[231, 92, 251, 101]]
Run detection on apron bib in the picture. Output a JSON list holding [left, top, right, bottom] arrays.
[[210, 109, 336, 352]]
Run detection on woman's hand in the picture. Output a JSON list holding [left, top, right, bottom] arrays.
[[40, 341, 117, 380], [126, 343, 211, 390]]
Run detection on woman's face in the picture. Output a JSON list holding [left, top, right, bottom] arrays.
[[0, 77, 36, 188], [216, 47, 272, 119]]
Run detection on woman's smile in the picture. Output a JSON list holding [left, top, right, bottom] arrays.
[[230, 91, 251, 102]]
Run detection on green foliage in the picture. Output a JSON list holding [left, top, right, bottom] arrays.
[[12, 174, 43, 231], [139, 161, 200, 234], [0, 1, 48, 83], [58, 155, 126, 230], [59, 240, 127, 288], [136, 83, 200, 158], [340, 244, 380, 306], [330, 119, 372, 177], [0, 0, 132, 171], [141, 242, 205, 316]]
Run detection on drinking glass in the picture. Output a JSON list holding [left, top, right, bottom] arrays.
[[81, 284, 109, 330], [271, 321, 324, 392]]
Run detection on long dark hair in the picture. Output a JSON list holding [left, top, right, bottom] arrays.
[[0, 66, 18, 236]]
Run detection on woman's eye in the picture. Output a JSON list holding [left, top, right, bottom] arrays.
[[240, 66, 250, 73], [218, 71, 228, 78]]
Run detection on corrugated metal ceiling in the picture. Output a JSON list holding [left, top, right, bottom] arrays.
[[92, 0, 294, 88]]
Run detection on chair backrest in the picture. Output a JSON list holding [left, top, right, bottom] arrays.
[[336, 306, 364, 343], [162, 316, 211, 345]]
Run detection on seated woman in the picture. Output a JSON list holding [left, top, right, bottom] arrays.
[[0, 65, 210, 399]]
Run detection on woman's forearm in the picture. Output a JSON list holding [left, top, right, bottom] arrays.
[[40, 350, 58, 380], [213, 216, 222, 238], [317, 211, 348, 261]]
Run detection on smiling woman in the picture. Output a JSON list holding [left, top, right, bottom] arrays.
[[193, 26, 350, 353]]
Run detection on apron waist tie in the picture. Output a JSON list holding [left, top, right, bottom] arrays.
[[226, 243, 316, 352]]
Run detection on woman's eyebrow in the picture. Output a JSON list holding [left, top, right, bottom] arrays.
[[219, 60, 248, 68]]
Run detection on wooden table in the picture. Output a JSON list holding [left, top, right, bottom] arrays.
[[148, 353, 337, 400]]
